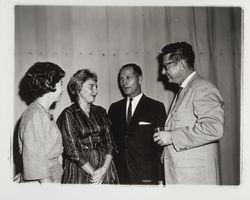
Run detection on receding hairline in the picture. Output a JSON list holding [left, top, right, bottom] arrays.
[[119, 65, 142, 77]]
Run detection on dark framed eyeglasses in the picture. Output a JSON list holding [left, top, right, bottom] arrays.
[[162, 61, 177, 70]]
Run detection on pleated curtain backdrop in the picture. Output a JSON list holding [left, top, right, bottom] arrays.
[[14, 6, 241, 185]]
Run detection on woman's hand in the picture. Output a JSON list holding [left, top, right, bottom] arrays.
[[90, 166, 108, 184], [39, 177, 53, 183], [90, 154, 112, 184]]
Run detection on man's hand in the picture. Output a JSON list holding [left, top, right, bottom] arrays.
[[153, 130, 172, 146]]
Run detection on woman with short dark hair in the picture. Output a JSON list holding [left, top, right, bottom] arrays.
[[57, 69, 118, 184], [18, 62, 65, 183]]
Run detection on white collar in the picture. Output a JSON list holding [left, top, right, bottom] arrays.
[[181, 71, 196, 88], [127, 93, 143, 102], [126, 93, 143, 116]]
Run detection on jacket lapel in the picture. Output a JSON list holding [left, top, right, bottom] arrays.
[[128, 94, 145, 128], [165, 73, 199, 124], [120, 98, 127, 126]]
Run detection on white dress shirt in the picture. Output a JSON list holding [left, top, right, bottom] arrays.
[[126, 93, 143, 117], [181, 71, 196, 88]]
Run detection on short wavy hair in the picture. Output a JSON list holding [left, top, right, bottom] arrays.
[[67, 69, 97, 102], [25, 62, 65, 100], [161, 41, 195, 69]]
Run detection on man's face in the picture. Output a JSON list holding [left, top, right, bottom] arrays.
[[162, 53, 182, 84], [119, 66, 142, 98]]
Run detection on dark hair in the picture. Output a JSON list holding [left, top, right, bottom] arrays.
[[161, 41, 195, 69], [67, 69, 97, 102], [119, 63, 142, 77], [25, 62, 65, 100]]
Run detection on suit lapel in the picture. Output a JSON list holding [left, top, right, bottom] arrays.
[[128, 94, 146, 127], [165, 73, 199, 124], [120, 98, 127, 126], [172, 86, 187, 110]]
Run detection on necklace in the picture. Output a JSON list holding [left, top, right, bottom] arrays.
[[35, 101, 54, 121]]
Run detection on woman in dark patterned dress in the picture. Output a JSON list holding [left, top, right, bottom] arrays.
[[57, 69, 119, 184]]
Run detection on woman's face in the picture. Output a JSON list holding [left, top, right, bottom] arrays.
[[78, 79, 98, 104], [53, 79, 64, 102]]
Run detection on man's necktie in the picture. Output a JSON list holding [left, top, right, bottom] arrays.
[[127, 98, 133, 124], [168, 87, 183, 114], [175, 87, 183, 102]]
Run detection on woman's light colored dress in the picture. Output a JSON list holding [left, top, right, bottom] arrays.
[[18, 102, 63, 182]]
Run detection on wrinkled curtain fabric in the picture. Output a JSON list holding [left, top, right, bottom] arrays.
[[14, 6, 241, 185]]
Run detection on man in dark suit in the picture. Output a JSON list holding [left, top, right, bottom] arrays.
[[108, 63, 167, 184]]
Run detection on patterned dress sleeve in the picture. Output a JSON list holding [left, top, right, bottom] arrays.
[[57, 109, 88, 167], [20, 111, 50, 180]]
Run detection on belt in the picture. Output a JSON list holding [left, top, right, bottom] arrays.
[[81, 141, 108, 150]]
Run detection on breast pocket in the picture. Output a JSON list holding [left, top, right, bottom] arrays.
[[131, 124, 154, 149]]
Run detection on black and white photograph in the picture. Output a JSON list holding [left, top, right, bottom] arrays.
[[1, 0, 250, 199]]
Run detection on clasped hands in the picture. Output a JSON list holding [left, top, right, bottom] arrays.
[[153, 130, 172, 146], [90, 166, 108, 184]]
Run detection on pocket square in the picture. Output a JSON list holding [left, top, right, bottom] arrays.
[[139, 121, 151, 125]]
